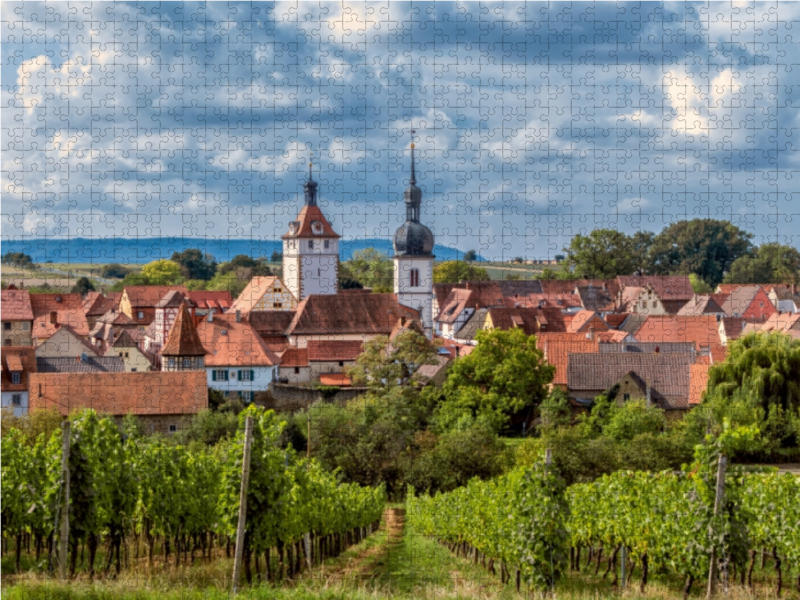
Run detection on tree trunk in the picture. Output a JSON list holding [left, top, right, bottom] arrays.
[[15, 533, 22, 573], [265, 547, 273, 582], [575, 546, 581, 572], [595, 545, 604, 575], [244, 540, 253, 585], [87, 533, 98, 581], [604, 546, 619, 581], [640, 554, 649, 594], [773, 546, 782, 597], [683, 574, 694, 600], [69, 537, 79, 578]]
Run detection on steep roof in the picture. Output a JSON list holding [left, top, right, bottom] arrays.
[[1, 346, 37, 392], [538, 333, 600, 386], [156, 290, 188, 309], [30, 293, 90, 339], [598, 341, 696, 355], [633, 315, 726, 363], [720, 285, 771, 317], [36, 356, 125, 373], [307, 340, 364, 362], [280, 346, 309, 368], [123, 285, 188, 308], [575, 285, 616, 312], [617, 276, 693, 301], [618, 313, 649, 334], [436, 288, 474, 324], [36, 324, 99, 357], [29, 371, 207, 416], [689, 363, 711, 405], [757, 312, 800, 333], [564, 310, 609, 334], [187, 290, 232, 310], [1, 288, 33, 320], [496, 280, 544, 296], [567, 352, 695, 409], [109, 330, 139, 349], [82, 292, 120, 317], [229, 276, 284, 314], [595, 330, 630, 343], [286, 294, 419, 336], [160, 303, 207, 356], [282, 204, 340, 239], [389, 317, 426, 340], [720, 317, 748, 340], [677, 294, 725, 316], [452, 308, 489, 342], [247, 311, 296, 335], [196, 314, 279, 367], [540, 279, 619, 296], [487, 307, 566, 334]]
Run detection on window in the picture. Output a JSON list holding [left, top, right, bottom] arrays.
[[623, 393, 630, 401], [124, 352, 129, 358], [652, 301, 657, 308], [22, 322, 29, 331], [183, 358, 191, 368], [294, 367, 300, 374], [168, 424, 177, 433], [11, 372, 20, 384], [308, 240, 314, 250], [273, 302, 282, 309], [198, 357, 203, 367], [3, 322, 10, 330], [238, 370, 253, 382], [212, 369, 228, 382], [759, 301, 764, 308], [409, 268, 420, 287], [168, 358, 175, 368], [338, 361, 344, 367], [324, 240, 330, 249], [275, 287, 282, 292], [12, 394, 22, 406], [137, 311, 144, 320], [131, 368, 137, 372]]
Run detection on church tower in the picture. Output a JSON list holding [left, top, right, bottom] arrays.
[[393, 137, 435, 338], [283, 162, 340, 301]]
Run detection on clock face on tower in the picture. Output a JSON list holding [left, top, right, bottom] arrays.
[[311, 221, 323, 235]]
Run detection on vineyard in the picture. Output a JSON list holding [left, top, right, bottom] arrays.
[[408, 458, 800, 597], [1, 407, 385, 586]]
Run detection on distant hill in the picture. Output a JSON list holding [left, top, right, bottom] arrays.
[[1, 237, 483, 264]]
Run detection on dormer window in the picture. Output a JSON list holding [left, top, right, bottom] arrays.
[[11, 372, 21, 384], [311, 221, 324, 235]]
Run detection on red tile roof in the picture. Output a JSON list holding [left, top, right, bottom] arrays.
[[160, 303, 207, 356], [677, 294, 725, 316], [564, 311, 609, 334], [1, 289, 33, 321], [123, 285, 188, 308], [197, 314, 279, 367], [307, 340, 364, 362], [634, 315, 726, 364], [603, 313, 629, 328], [319, 373, 352, 386], [287, 294, 419, 336], [30, 293, 90, 339], [187, 290, 232, 310], [689, 363, 711, 405], [29, 371, 207, 416], [280, 347, 309, 367], [259, 335, 291, 354], [538, 333, 600, 386], [247, 311, 296, 335], [1, 347, 37, 392], [282, 205, 340, 239], [82, 292, 120, 317], [617, 276, 693, 301]]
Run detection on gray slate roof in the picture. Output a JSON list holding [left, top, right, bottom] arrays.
[[36, 356, 125, 374], [598, 342, 696, 355]]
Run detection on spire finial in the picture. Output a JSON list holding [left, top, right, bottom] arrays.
[[410, 127, 416, 185], [308, 151, 313, 180]]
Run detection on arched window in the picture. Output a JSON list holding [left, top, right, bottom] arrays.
[[409, 268, 420, 287]]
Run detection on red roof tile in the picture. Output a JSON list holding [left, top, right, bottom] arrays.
[[319, 373, 352, 386], [29, 371, 207, 416], [1, 289, 33, 321], [287, 294, 419, 336], [307, 340, 364, 362], [634, 315, 726, 364], [280, 347, 309, 367], [123, 285, 188, 308], [282, 205, 340, 239], [30, 293, 90, 339], [617, 276, 693, 301], [197, 314, 279, 367], [2, 346, 37, 392], [689, 363, 711, 405], [538, 333, 600, 386], [160, 303, 207, 356]]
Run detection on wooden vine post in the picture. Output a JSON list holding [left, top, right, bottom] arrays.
[[232, 415, 254, 594], [706, 453, 727, 599], [59, 420, 70, 581]]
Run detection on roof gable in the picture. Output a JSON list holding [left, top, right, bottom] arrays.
[[160, 303, 207, 356], [282, 205, 340, 239]]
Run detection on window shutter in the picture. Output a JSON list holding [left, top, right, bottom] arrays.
[[237, 369, 242, 381], [212, 370, 217, 381], [250, 369, 254, 380], [224, 370, 229, 381]]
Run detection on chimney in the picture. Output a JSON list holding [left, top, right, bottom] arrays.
[[235, 309, 241, 323], [586, 325, 595, 341], [49, 311, 58, 325]]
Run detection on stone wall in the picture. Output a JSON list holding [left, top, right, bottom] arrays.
[[265, 382, 367, 412]]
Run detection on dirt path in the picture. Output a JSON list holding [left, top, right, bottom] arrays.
[[323, 507, 405, 585]]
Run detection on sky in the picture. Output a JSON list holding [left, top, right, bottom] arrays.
[[2, 1, 800, 261]]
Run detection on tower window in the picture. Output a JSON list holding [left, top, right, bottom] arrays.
[[410, 269, 420, 287], [324, 240, 330, 249], [308, 240, 314, 250]]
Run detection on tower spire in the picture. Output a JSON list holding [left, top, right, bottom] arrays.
[[410, 128, 416, 185], [303, 153, 318, 206]]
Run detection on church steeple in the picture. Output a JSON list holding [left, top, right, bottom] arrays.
[[404, 135, 422, 222], [303, 160, 318, 206]]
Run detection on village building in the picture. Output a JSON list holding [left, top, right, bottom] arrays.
[[282, 163, 340, 301], [105, 330, 153, 372], [118, 285, 188, 330], [278, 346, 310, 384], [89, 308, 141, 353], [393, 140, 436, 338], [630, 315, 727, 364], [35, 324, 99, 358], [719, 317, 748, 345], [30, 293, 90, 345], [617, 275, 693, 315], [143, 290, 191, 354], [767, 285, 800, 313], [187, 290, 233, 316], [1, 346, 36, 416], [197, 311, 279, 402], [159, 303, 206, 372], [247, 311, 295, 354], [719, 285, 777, 321], [229, 276, 298, 314], [1, 288, 33, 346], [81, 291, 121, 329], [306, 340, 364, 383], [676, 294, 726, 317], [566, 351, 696, 412], [28, 371, 207, 434]]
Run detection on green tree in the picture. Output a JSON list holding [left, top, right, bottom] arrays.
[[1, 252, 36, 270], [71, 276, 96, 295], [689, 273, 713, 293], [110, 271, 150, 292], [602, 400, 666, 442], [433, 260, 490, 284], [348, 329, 439, 392], [140, 259, 182, 285], [646, 219, 753, 286], [205, 270, 248, 297], [724, 242, 800, 285], [218, 254, 272, 277], [436, 328, 555, 432], [463, 249, 477, 261], [271, 250, 283, 263], [562, 229, 643, 279], [170, 249, 217, 280], [338, 248, 393, 292], [554, 254, 565, 263], [99, 263, 131, 279]]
